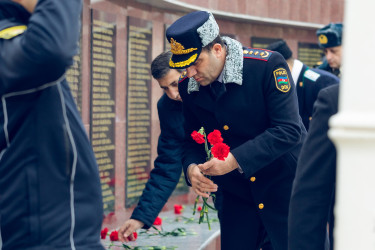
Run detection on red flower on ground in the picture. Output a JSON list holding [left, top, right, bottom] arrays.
[[101, 227, 108, 239], [211, 142, 230, 161], [109, 230, 119, 241], [174, 204, 183, 214], [207, 130, 223, 145], [191, 131, 205, 144], [197, 206, 202, 212], [153, 216, 162, 225], [127, 231, 138, 241]]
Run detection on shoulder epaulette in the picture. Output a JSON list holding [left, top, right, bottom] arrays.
[[0, 25, 27, 40], [243, 47, 272, 61], [178, 70, 188, 83], [304, 69, 321, 82]]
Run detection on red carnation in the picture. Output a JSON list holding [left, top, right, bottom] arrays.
[[211, 142, 230, 161], [127, 231, 138, 241], [153, 216, 162, 225], [109, 230, 119, 241], [197, 206, 202, 212], [100, 227, 108, 239], [191, 131, 205, 144], [207, 130, 223, 145], [174, 204, 183, 214]]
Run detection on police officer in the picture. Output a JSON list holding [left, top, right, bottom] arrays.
[[316, 23, 343, 77], [267, 40, 339, 130], [166, 11, 306, 250], [0, 0, 103, 249], [118, 52, 185, 242]]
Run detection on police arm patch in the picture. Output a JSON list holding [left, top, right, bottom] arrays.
[[178, 70, 188, 83], [273, 68, 291, 93]]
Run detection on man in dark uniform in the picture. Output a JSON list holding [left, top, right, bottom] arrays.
[[289, 84, 339, 250], [316, 23, 343, 77], [267, 40, 339, 130], [118, 52, 185, 241], [0, 0, 104, 249], [166, 11, 306, 250]]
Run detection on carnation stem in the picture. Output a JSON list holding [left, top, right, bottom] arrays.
[[192, 195, 200, 215]]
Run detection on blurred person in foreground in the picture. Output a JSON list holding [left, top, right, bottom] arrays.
[[267, 40, 339, 130], [166, 10, 306, 250], [289, 84, 339, 250], [0, 0, 104, 249]]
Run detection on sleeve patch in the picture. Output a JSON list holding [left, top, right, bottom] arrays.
[[0, 25, 27, 40], [243, 48, 272, 61], [273, 68, 291, 93], [178, 70, 188, 83], [304, 69, 320, 82]]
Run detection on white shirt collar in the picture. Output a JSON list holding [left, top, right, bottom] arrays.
[[291, 59, 304, 85]]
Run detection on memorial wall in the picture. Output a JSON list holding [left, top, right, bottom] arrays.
[[125, 17, 153, 207], [90, 9, 117, 214]]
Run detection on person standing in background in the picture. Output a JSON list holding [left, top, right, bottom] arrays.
[[316, 23, 343, 77], [0, 0, 104, 249], [267, 40, 339, 130]]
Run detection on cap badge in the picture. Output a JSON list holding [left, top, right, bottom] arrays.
[[319, 34, 328, 45], [170, 38, 197, 55]]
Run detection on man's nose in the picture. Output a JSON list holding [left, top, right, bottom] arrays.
[[186, 67, 196, 78]]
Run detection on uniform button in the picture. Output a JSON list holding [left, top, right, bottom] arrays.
[[309, 116, 312, 121], [250, 177, 256, 182], [299, 82, 303, 87], [259, 203, 264, 209], [223, 125, 229, 130]]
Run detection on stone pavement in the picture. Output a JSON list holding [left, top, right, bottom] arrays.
[[101, 205, 220, 250]]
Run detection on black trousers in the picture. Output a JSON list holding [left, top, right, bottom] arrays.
[[218, 190, 283, 250]]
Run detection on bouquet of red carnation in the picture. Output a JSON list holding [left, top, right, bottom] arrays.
[[191, 127, 230, 229]]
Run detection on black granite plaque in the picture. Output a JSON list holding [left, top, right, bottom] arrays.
[[251, 37, 281, 49], [298, 42, 324, 68], [126, 16, 153, 208], [66, 34, 82, 113], [90, 9, 117, 214]]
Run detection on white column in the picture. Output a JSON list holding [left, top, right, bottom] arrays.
[[329, 0, 375, 249]]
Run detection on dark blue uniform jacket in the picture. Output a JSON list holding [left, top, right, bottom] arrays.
[[296, 64, 339, 130], [289, 84, 339, 250], [130, 94, 184, 228], [179, 37, 306, 250], [0, 0, 103, 249]]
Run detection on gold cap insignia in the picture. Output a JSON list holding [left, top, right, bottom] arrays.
[[170, 38, 197, 55], [319, 34, 328, 44]]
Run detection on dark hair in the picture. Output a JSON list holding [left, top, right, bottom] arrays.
[[0, 1, 31, 23], [202, 35, 225, 52], [151, 51, 183, 79]]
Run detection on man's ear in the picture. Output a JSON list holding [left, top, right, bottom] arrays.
[[212, 43, 224, 58]]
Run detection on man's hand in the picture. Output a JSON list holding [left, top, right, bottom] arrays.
[[188, 164, 218, 198], [118, 219, 144, 242], [198, 153, 239, 176]]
